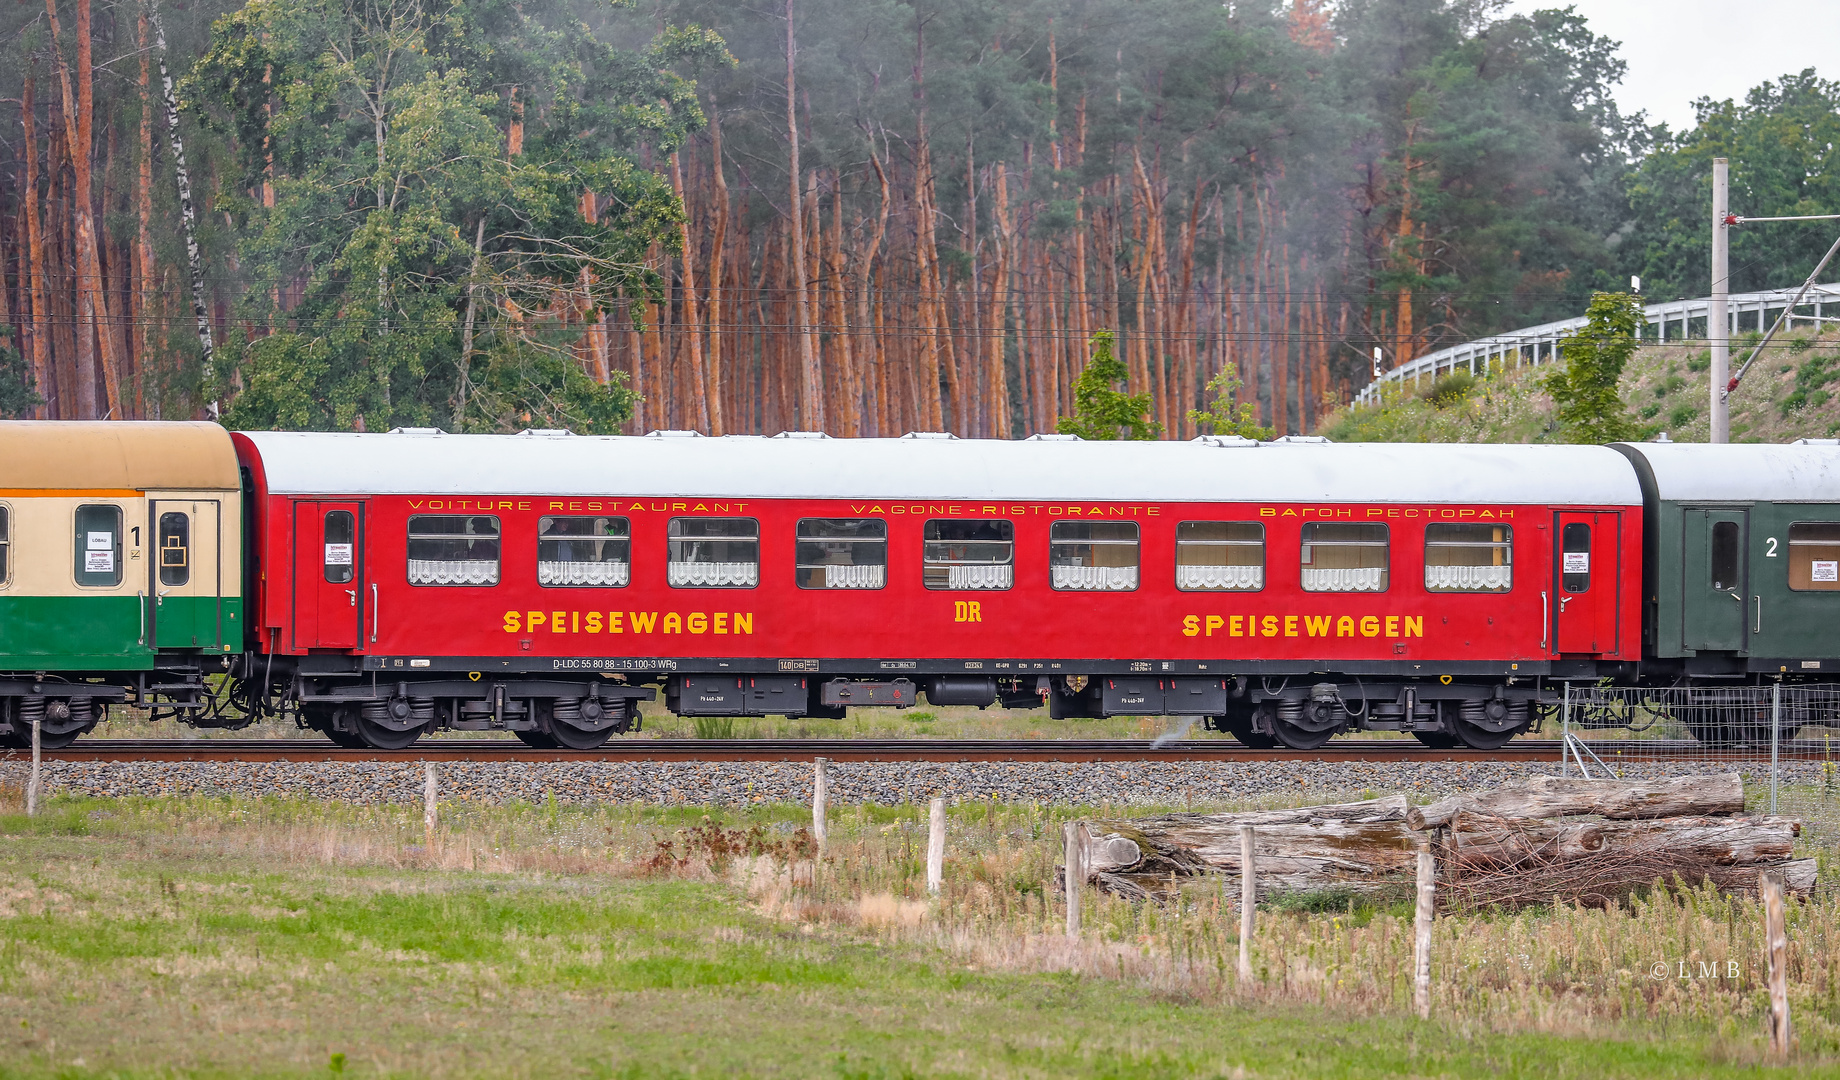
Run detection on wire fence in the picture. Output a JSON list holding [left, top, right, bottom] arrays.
[[1557, 683, 1840, 880]]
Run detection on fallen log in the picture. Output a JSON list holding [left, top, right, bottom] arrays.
[[1082, 796, 1417, 899], [1407, 773, 1743, 831], [1446, 814, 1800, 870], [1442, 854, 1817, 909]]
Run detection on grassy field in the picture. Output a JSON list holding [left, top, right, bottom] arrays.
[[2, 793, 1838, 1077]]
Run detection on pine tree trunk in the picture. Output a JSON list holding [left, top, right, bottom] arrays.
[[21, 74, 52, 419], [704, 105, 728, 435]]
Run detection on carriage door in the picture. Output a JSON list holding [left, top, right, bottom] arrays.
[[1682, 508, 1749, 653], [149, 500, 223, 649], [1552, 511, 1621, 655], [293, 502, 364, 650]]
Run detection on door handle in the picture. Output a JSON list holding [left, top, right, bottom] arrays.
[[1754, 595, 1762, 634], [1558, 595, 1572, 611], [1540, 591, 1548, 650], [138, 591, 145, 644], [346, 589, 357, 606], [1728, 590, 1742, 602], [372, 583, 380, 643]]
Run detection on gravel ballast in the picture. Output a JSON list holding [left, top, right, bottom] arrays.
[[2, 757, 1820, 808]]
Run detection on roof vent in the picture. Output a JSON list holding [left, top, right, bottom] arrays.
[[900, 431, 959, 440], [645, 429, 706, 438], [1791, 438, 1839, 445], [387, 426, 445, 435], [1270, 435, 1331, 445], [1653, 432, 1673, 443], [1192, 435, 1260, 448], [772, 431, 832, 439], [1024, 433, 1081, 441], [517, 428, 574, 437]]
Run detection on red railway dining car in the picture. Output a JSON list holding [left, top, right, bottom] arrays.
[[232, 429, 1643, 750]]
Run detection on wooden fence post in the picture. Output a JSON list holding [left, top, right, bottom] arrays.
[[926, 797, 946, 894], [1237, 823, 1255, 983], [1063, 820, 1083, 939], [812, 757, 828, 850], [26, 716, 40, 817], [1414, 836, 1435, 1019], [1764, 871, 1791, 1060], [423, 762, 438, 843]]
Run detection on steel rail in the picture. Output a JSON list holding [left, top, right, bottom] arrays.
[[15, 738, 1832, 763]]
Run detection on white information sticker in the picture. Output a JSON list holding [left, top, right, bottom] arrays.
[[85, 549, 114, 573], [1814, 560, 1839, 583], [324, 543, 354, 566], [1563, 552, 1589, 574], [86, 531, 113, 551]]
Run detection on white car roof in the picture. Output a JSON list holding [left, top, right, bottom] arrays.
[[1615, 441, 1840, 503]]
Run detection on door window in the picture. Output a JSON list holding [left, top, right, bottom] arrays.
[[158, 512, 191, 587], [74, 504, 123, 587], [1710, 520, 1741, 591], [1560, 522, 1591, 593], [324, 510, 356, 584]]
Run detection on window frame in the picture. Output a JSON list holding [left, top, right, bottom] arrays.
[[796, 517, 888, 591], [1560, 521, 1592, 594], [1299, 521, 1390, 594], [73, 503, 124, 589], [667, 516, 761, 589], [922, 519, 1015, 591], [405, 513, 502, 587], [1048, 520, 1139, 592], [1787, 521, 1840, 592], [324, 510, 356, 585], [1174, 520, 1265, 593], [1422, 523, 1514, 594], [537, 515, 632, 589]]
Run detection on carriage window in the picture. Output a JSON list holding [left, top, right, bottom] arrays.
[[323, 511, 355, 584], [1788, 522, 1840, 592], [538, 516, 629, 587], [1176, 521, 1263, 591], [668, 517, 759, 587], [924, 519, 1013, 590], [1424, 524, 1511, 592], [1561, 522, 1591, 593], [0, 505, 9, 586], [407, 515, 500, 586], [1300, 522, 1387, 592], [1050, 521, 1138, 591], [1710, 521, 1741, 592], [797, 518, 886, 589], [158, 512, 191, 587], [74, 504, 123, 587]]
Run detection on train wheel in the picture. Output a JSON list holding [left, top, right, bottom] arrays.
[[1268, 719, 1337, 750], [547, 722, 612, 751], [1221, 715, 1278, 750], [515, 729, 558, 749], [1450, 722, 1520, 751], [354, 716, 425, 751], [1412, 731, 1459, 750], [0, 724, 87, 750]]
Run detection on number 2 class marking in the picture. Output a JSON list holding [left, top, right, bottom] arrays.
[[1766, 537, 1779, 557]]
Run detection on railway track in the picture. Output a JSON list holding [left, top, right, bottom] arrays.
[[17, 738, 1832, 763]]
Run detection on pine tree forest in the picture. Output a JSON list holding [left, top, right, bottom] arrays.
[[2, 0, 1836, 435]]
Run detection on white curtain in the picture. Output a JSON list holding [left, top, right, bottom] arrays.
[[1301, 566, 1385, 592], [408, 559, 499, 586], [947, 563, 1012, 590], [1425, 564, 1511, 591], [668, 561, 758, 587], [824, 564, 885, 589], [1176, 564, 1263, 591], [1052, 565, 1138, 591], [538, 560, 629, 587]]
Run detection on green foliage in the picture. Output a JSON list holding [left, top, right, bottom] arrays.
[[1188, 366, 1274, 440], [1781, 354, 1840, 416], [189, 0, 726, 432], [1424, 372, 1478, 409], [1544, 292, 1643, 443], [0, 335, 42, 419], [1057, 331, 1161, 441], [1685, 350, 1711, 373]]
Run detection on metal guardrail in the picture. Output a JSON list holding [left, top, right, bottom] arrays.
[[1356, 283, 1840, 404]]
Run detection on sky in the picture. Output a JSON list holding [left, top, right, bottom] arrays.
[[1501, 0, 1839, 132]]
